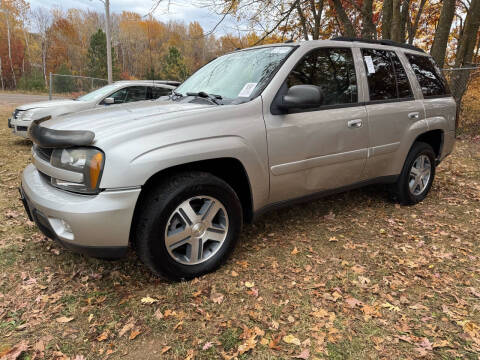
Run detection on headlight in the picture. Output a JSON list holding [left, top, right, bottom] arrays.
[[50, 147, 105, 194], [21, 110, 34, 120]]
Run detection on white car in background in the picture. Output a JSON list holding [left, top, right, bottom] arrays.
[[8, 80, 180, 138]]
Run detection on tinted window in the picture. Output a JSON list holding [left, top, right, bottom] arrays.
[[150, 86, 172, 99], [406, 54, 450, 97], [390, 54, 413, 98], [286, 47, 358, 106], [108, 88, 128, 104], [362, 49, 413, 101], [125, 86, 147, 102]]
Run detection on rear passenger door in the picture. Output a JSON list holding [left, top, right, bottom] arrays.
[[361, 48, 425, 180]]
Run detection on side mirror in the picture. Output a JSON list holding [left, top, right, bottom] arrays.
[[279, 85, 323, 111], [103, 97, 115, 105]]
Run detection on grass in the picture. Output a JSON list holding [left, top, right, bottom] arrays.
[[0, 97, 479, 359]]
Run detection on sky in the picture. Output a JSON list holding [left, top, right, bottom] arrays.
[[28, 0, 241, 36]]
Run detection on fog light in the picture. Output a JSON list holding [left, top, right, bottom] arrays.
[[49, 217, 74, 241]]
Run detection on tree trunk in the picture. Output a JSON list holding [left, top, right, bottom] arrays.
[[0, 57, 4, 90], [5, 11, 16, 88], [430, 0, 456, 68], [105, 0, 113, 83], [296, 2, 309, 40], [408, 0, 427, 44], [399, 0, 411, 42], [382, 0, 393, 39], [331, 0, 356, 37], [451, 0, 480, 128], [361, 0, 377, 39], [391, 0, 402, 42]]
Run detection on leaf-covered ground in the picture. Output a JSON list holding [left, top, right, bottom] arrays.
[[0, 102, 479, 360]]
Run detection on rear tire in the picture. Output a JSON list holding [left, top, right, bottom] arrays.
[[134, 171, 242, 281], [391, 141, 436, 205]]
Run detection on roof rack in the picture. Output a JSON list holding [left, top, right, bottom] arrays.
[[331, 37, 425, 53]]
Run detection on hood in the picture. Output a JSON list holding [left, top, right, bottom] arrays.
[[41, 100, 214, 144], [17, 99, 79, 110]]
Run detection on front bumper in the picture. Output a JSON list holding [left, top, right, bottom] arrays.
[[21, 164, 141, 259], [9, 118, 29, 138]]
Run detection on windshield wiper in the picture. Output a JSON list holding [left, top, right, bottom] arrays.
[[186, 91, 223, 105]]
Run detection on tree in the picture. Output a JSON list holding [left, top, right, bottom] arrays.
[[430, 0, 456, 68], [32, 7, 51, 88], [160, 46, 188, 81], [53, 63, 74, 92], [86, 28, 117, 79]]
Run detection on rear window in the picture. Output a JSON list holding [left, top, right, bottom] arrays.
[[406, 54, 450, 98], [362, 49, 413, 101]]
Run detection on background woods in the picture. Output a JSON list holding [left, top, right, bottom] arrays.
[[0, 0, 479, 91]]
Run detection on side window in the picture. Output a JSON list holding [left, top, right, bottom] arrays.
[[125, 86, 147, 102], [286, 47, 358, 107], [406, 54, 450, 97], [362, 49, 413, 101], [150, 86, 172, 99], [108, 88, 128, 104], [390, 53, 413, 99]]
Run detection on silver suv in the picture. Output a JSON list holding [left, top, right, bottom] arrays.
[[20, 39, 456, 280], [8, 80, 179, 138]]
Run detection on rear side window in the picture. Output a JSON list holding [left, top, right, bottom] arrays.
[[286, 47, 358, 106], [406, 54, 450, 97], [362, 49, 413, 101]]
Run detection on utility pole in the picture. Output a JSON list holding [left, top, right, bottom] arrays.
[[103, 0, 113, 83]]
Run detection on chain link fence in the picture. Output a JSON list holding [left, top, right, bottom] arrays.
[[443, 66, 480, 134], [49, 73, 108, 100]]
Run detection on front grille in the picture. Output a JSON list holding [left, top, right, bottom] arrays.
[[33, 145, 53, 163]]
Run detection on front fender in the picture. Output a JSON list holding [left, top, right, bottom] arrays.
[[100, 136, 269, 211]]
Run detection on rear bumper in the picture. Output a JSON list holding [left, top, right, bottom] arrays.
[[20, 164, 141, 259]]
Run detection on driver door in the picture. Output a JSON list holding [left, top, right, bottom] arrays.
[[264, 47, 369, 203]]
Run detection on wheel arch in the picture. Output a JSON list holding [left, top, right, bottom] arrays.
[[413, 129, 444, 159], [129, 157, 254, 246]]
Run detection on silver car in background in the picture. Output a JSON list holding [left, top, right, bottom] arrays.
[[8, 80, 179, 138]]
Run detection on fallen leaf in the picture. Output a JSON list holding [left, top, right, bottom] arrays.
[[291, 247, 299, 255], [129, 328, 142, 340], [0, 340, 28, 360], [141, 296, 159, 304], [210, 292, 224, 304], [345, 297, 363, 308], [154, 308, 164, 320], [96, 331, 108, 342], [293, 348, 310, 359], [55, 316, 74, 323], [381, 302, 400, 312], [161, 346, 171, 354], [283, 334, 301, 346], [245, 281, 255, 288], [119, 321, 135, 337], [202, 342, 213, 350]]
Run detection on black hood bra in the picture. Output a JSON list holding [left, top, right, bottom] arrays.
[[29, 117, 95, 148]]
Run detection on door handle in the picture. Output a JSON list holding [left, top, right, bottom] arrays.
[[347, 119, 363, 128], [408, 112, 420, 119]]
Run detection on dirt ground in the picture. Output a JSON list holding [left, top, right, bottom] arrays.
[[0, 97, 479, 360]]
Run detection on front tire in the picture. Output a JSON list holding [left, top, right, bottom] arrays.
[[134, 172, 242, 281], [391, 141, 436, 205]]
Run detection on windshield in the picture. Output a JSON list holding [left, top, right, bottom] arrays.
[[76, 84, 120, 101], [175, 46, 295, 101]]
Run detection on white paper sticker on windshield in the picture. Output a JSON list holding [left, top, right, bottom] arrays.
[[271, 47, 291, 54], [238, 83, 258, 98], [364, 56, 376, 74]]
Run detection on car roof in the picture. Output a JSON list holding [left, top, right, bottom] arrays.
[[113, 80, 178, 88], [239, 38, 427, 56]]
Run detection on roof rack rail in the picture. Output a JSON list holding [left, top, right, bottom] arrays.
[[331, 37, 425, 53]]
